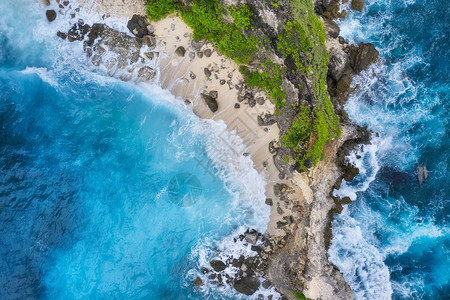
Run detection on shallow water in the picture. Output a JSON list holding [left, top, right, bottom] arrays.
[[329, 0, 449, 299], [0, 1, 271, 299]]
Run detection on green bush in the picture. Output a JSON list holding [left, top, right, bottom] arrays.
[[229, 4, 254, 30], [146, 0, 180, 21]]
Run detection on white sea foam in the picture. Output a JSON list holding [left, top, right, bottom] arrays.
[[20, 67, 59, 87]]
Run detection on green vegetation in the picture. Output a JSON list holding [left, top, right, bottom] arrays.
[[278, 0, 340, 167], [145, 0, 339, 168], [229, 4, 254, 30], [240, 60, 286, 108], [292, 280, 312, 300], [145, 0, 179, 21]]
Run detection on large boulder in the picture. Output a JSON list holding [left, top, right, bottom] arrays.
[[127, 15, 149, 38], [234, 276, 260, 295], [201, 92, 218, 112], [350, 0, 365, 12], [349, 42, 379, 73]]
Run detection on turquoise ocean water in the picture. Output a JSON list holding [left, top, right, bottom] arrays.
[[329, 0, 449, 299], [0, 1, 271, 299]]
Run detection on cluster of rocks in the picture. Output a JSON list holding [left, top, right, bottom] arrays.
[[45, 1, 159, 82], [195, 229, 283, 298]]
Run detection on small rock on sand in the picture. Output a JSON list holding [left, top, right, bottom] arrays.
[[204, 49, 213, 57], [204, 68, 211, 77], [175, 46, 186, 57]]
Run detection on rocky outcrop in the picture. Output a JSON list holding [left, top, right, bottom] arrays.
[[201, 91, 219, 112], [55, 16, 158, 82]]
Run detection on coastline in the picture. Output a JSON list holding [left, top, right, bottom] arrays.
[[45, 0, 379, 298]]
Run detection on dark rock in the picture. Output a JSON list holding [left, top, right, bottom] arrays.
[[204, 49, 212, 57], [175, 46, 186, 57], [262, 280, 272, 289], [204, 68, 211, 77], [350, 0, 364, 12], [338, 36, 346, 44], [210, 260, 226, 272], [46, 10, 57, 22], [248, 97, 256, 107], [234, 103, 240, 109], [127, 14, 148, 38], [350, 42, 379, 73], [57, 31, 67, 40], [251, 245, 262, 253], [265, 198, 273, 206], [197, 51, 203, 58], [201, 92, 218, 112], [234, 277, 260, 296], [194, 277, 203, 286], [209, 90, 218, 99], [268, 141, 279, 154], [42, 0, 50, 6], [244, 231, 259, 244], [220, 79, 226, 85], [68, 20, 91, 42], [63, 0, 69, 6], [189, 72, 196, 79], [304, 157, 314, 168]]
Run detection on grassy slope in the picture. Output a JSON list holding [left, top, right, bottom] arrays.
[[146, 0, 339, 169]]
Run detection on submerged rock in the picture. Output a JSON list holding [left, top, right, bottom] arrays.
[[417, 164, 428, 185], [234, 276, 260, 295]]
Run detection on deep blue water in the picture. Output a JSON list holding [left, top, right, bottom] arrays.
[[0, 1, 269, 299], [329, 0, 449, 299]]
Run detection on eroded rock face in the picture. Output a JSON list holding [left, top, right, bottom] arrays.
[[349, 42, 379, 73]]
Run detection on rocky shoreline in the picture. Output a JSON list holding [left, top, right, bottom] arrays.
[[41, 0, 379, 299]]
